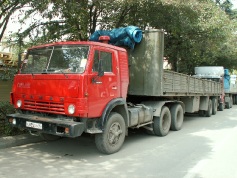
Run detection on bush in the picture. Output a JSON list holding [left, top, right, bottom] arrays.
[[0, 101, 26, 136]]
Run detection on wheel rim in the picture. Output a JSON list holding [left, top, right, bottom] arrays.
[[108, 122, 123, 145]]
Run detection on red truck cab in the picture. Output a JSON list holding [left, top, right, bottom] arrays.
[[8, 41, 129, 139]]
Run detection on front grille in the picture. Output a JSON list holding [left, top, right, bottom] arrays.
[[24, 100, 65, 114]]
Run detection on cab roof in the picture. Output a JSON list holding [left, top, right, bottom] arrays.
[[29, 41, 127, 52]]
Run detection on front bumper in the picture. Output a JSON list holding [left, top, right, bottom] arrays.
[[6, 113, 85, 138]]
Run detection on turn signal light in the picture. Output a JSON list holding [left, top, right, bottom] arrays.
[[9, 118, 16, 125], [65, 127, 69, 134]]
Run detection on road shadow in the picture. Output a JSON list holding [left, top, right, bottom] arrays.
[[0, 106, 236, 177]]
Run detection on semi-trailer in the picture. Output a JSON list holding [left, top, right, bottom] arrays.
[[7, 30, 222, 154]]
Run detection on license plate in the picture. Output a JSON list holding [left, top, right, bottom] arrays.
[[26, 121, 42, 130]]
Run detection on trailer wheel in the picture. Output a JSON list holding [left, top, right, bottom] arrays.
[[235, 96, 237, 105], [205, 99, 212, 117], [153, 106, 171, 136], [39, 133, 61, 141], [95, 112, 125, 154], [233, 96, 236, 105], [212, 98, 217, 115], [170, 104, 183, 131], [226, 101, 230, 109], [219, 103, 224, 111]]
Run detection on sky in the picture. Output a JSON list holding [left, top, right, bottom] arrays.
[[233, 0, 237, 8]]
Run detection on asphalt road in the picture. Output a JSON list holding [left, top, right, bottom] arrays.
[[0, 106, 237, 178]]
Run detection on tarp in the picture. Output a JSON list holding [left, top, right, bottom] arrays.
[[224, 69, 230, 90], [89, 26, 142, 49]]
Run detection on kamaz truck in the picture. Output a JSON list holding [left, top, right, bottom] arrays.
[[223, 69, 237, 108], [194, 66, 237, 109], [7, 30, 222, 154]]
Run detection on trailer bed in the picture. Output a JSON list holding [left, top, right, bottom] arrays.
[[163, 70, 222, 96]]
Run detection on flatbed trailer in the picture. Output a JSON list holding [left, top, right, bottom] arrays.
[[7, 30, 222, 154]]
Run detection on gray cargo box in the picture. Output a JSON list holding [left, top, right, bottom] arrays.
[[128, 30, 164, 96], [128, 30, 222, 97]]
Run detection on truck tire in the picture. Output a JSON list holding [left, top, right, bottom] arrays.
[[39, 133, 61, 141], [198, 110, 206, 117], [205, 99, 212, 117], [233, 96, 236, 105], [95, 112, 125, 154], [219, 103, 224, 111], [226, 101, 230, 109], [170, 104, 183, 131], [153, 106, 171, 136], [212, 98, 217, 115]]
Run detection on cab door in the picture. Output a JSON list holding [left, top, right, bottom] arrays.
[[87, 47, 120, 118]]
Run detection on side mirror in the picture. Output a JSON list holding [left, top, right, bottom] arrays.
[[98, 59, 104, 76]]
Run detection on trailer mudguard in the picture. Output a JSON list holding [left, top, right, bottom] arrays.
[[99, 98, 129, 130]]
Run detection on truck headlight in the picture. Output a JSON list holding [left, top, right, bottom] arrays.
[[16, 100, 22, 108], [68, 104, 75, 114]]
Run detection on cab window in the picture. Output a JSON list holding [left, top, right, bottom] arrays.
[[92, 50, 112, 72]]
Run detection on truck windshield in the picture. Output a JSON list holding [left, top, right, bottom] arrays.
[[21, 45, 89, 74]]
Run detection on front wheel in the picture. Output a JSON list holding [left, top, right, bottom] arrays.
[[95, 112, 126, 154]]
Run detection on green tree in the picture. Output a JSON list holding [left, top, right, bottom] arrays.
[[1, 0, 237, 73], [215, 0, 237, 19]]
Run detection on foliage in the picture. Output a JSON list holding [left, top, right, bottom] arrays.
[[0, 67, 18, 80], [0, 101, 25, 136], [1, 0, 237, 74], [0, 0, 30, 42], [215, 0, 237, 19]]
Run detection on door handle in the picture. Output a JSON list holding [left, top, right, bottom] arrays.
[[112, 86, 117, 90]]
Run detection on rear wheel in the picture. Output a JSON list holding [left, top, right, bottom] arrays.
[[219, 103, 224, 111], [235, 96, 237, 105], [205, 99, 212, 117], [39, 133, 61, 141], [95, 112, 126, 154], [198, 110, 206, 117], [212, 98, 217, 115], [153, 106, 171, 136], [233, 96, 236, 105], [226, 101, 230, 109], [170, 104, 184, 131]]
